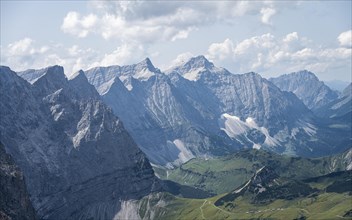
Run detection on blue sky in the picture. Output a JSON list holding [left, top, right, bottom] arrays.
[[1, 1, 351, 81]]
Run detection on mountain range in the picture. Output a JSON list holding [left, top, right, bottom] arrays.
[[79, 56, 350, 166], [0, 55, 351, 219]]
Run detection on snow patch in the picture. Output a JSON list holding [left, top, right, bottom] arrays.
[[119, 75, 133, 91], [133, 68, 155, 81], [220, 113, 249, 136], [99, 78, 116, 95], [219, 113, 278, 149], [182, 67, 204, 81], [113, 200, 140, 220], [253, 144, 261, 150]]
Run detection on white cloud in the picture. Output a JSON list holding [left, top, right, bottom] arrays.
[[207, 38, 234, 61], [2, 38, 61, 71], [61, 12, 98, 38], [2, 38, 92, 74], [338, 30, 352, 48], [260, 7, 276, 25], [206, 32, 352, 76], [61, 1, 292, 43], [283, 32, 299, 43]]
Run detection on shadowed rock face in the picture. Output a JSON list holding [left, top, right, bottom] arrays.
[[0, 142, 37, 220], [0, 66, 160, 219]]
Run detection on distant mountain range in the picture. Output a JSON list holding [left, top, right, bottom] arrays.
[[78, 56, 350, 166]]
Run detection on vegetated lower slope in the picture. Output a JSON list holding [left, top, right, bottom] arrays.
[[154, 148, 352, 194], [125, 169, 352, 220]]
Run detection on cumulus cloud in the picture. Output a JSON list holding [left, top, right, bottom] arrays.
[[61, 1, 291, 43], [2, 38, 58, 71], [260, 8, 276, 25], [207, 38, 234, 61], [206, 32, 352, 76], [61, 12, 98, 38], [338, 30, 352, 48]]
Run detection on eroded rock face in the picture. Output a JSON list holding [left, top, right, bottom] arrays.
[[0, 142, 37, 220], [0, 66, 159, 219]]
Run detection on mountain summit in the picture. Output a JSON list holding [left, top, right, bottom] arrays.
[[270, 70, 339, 110], [166, 55, 227, 81]]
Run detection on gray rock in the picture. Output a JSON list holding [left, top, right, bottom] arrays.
[[0, 66, 159, 219], [0, 142, 37, 220], [269, 70, 339, 110]]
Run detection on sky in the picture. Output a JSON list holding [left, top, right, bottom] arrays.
[[1, 0, 351, 82]]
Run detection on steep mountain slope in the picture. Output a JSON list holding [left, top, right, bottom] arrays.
[[316, 83, 352, 122], [84, 56, 349, 166], [167, 56, 348, 157], [85, 58, 237, 166], [0, 66, 159, 219], [269, 70, 339, 110], [0, 142, 37, 220]]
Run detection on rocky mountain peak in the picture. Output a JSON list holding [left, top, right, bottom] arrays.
[[291, 70, 319, 80], [270, 70, 338, 110], [242, 72, 262, 79], [135, 57, 157, 72], [166, 55, 222, 81], [31, 65, 66, 85], [68, 69, 85, 81], [186, 55, 214, 69], [31, 65, 68, 96], [68, 70, 100, 99]]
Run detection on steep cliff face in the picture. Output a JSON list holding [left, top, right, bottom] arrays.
[[269, 70, 339, 110], [0, 142, 37, 220], [0, 66, 159, 219]]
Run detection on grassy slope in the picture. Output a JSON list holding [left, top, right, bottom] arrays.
[[156, 149, 351, 194], [138, 191, 351, 220], [140, 170, 352, 219]]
